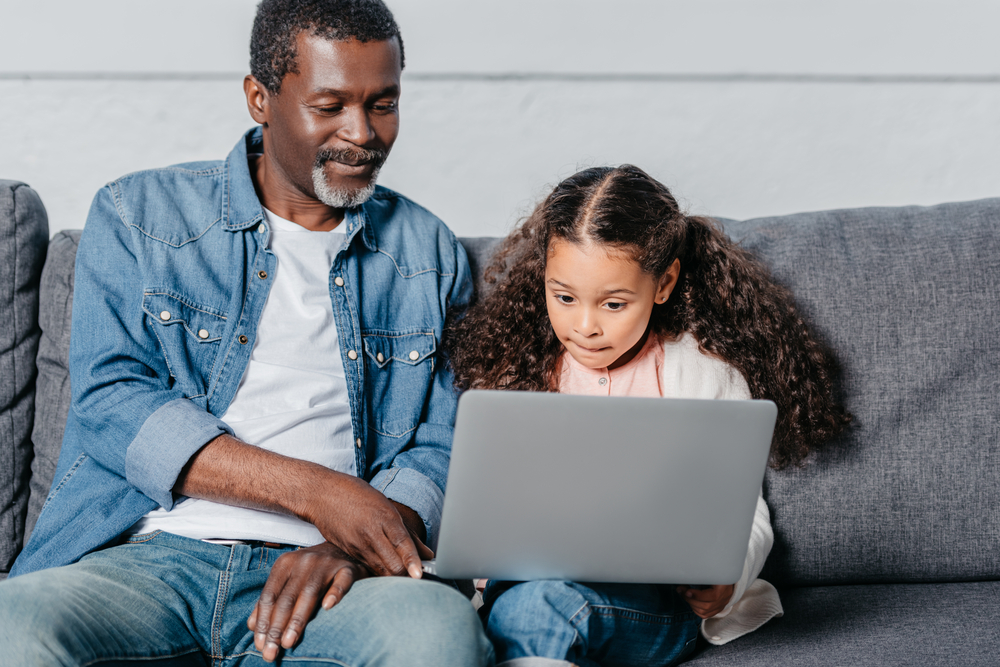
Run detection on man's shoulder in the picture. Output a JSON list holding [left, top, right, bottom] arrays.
[[366, 186, 451, 233], [108, 160, 225, 194], [98, 159, 228, 243], [364, 186, 464, 262]]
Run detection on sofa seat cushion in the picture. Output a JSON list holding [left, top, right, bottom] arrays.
[[687, 581, 1000, 666]]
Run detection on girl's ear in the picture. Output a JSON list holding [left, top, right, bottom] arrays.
[[655, 259, 681, 304]]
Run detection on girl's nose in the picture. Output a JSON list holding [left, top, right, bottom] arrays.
[[576, 309, 602, 336]]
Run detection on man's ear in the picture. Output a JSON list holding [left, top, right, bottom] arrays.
[[655, 258, 681, 304], [244, 75, 269, 126]]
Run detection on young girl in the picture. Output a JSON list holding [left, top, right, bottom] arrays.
[[446, 165, 850, 667]]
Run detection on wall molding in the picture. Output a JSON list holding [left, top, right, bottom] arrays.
[[3, 72, 1000, 84]]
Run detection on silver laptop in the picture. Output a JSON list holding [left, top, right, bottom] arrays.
[[427, 390, 776, 585]]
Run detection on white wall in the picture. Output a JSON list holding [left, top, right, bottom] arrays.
[[1, 1, 998, 237]]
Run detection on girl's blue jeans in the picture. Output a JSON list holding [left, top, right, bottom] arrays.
[[0, 531, 493, 666], [482, 579, 701, 667]]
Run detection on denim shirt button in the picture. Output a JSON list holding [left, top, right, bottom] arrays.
[[334, 276, 345, 287], [198, 329, 209, 339], [238, 335, 249, 344], [376, 352, 384, 363], [257, 270, 268, 280], [347, 350, 358, 360], [257, 223, 265, 233], [159, 311, 171, 321], [408, 350, 419, 361], [356, 438, 362, 449]]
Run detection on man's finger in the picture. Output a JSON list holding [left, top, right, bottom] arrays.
[[366, 525, 411, 576], [255, 568, 289, 653], [247, 601, 259, 632], [262, 578, 304, 662], [412, 533, 435, 561], [384, 522, 423, 578], [280, 577, 326, 650], [322, 567, 357, 610]]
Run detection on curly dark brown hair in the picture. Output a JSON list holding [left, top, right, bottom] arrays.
[[446, 165, 850, 468]]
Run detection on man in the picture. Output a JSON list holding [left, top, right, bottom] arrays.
[[0, 1, 493, 665]]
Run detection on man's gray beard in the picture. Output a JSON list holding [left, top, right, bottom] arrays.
[[312, 164, 381, 208]]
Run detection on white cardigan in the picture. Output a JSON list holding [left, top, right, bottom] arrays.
[[701, 492, 783, 644], [657, 336, 784, 644]]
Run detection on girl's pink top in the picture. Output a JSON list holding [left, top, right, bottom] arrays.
[[557, 331, 749, 401]]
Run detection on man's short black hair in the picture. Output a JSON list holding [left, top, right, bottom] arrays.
[[250, 0, 404, 94]]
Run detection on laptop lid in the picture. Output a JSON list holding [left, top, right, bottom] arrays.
[[433, 390, 776, 585]]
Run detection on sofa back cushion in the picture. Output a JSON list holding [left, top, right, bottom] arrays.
[[27, 200, 1000, 588], [24, 231, 80, 543], [0, 181, 48, 579], [724, 199, 1000, 586]]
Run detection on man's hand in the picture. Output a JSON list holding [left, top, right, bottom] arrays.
[[676, 584, 735, 619], [301, 475, 435, 578], [249, 542, 366, 663], [176, 434, 434, 578]]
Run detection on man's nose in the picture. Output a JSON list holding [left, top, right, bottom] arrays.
[[337, 106, 375, 146]]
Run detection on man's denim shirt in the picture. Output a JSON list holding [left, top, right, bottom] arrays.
[[12, 128, 472, 576]]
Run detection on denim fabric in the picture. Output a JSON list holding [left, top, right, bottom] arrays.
[[12, 126, 473, 577], [482, 580, 700, 667], [0, 531, 494, 666]]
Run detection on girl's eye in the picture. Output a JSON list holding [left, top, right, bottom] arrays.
[[605, 302, 626, 311], [556, 295, 575, 304]]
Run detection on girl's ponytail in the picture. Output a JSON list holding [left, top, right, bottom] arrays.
[[658, 217, 851, 467]]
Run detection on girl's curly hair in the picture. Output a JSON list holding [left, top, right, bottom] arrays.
[[446, 165, 850, 468]]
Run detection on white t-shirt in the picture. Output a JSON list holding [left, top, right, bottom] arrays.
[[131, 208, 356, 545]]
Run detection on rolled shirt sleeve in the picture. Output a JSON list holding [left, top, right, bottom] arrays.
[[124, 398, 234, 509]]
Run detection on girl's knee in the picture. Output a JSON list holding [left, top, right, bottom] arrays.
[[489, 580, 588, 626], [486, 581, 590, 662]]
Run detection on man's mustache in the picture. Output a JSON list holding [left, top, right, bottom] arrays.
[[314, 146, 388, 169]]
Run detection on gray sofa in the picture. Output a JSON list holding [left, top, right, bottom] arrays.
[[1, 179, 997, 665]]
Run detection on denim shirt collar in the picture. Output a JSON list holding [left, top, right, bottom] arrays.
[[222, 126, 376, 252]]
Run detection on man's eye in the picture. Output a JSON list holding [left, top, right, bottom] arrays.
[[372, 101, 398, 112], [318, 105, 343, 114]]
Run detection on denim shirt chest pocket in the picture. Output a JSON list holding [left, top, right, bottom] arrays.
[[362, 330, 436, 438], [142, 291, 227, 399]]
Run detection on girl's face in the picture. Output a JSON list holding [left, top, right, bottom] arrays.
[[544, 239, 679, 370]]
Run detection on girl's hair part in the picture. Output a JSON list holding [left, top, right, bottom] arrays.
[[447, 165, 851, 468]]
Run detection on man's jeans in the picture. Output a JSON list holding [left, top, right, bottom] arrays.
[[0, 531, 494, 666], [482, 580, 700, 667]]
